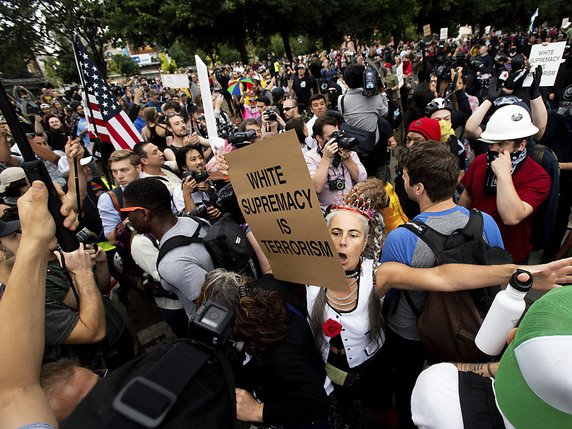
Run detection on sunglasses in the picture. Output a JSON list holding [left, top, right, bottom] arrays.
[[282, 107, 296, 112], [119, 206, 149, 213]]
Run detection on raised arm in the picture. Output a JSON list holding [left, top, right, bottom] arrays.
[[0, 181, 74, 429]]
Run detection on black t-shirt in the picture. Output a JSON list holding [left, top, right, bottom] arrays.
[[292, 75, 314, 107]]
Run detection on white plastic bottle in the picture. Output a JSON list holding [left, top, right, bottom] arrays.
[[475, 270, 532, 356]]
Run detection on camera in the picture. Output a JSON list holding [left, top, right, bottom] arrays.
[[328, 178, 346, 191], [362, 66, 380, 97], [329, 130, 358, 151], [263, 107, 276, 121], [228, 130, 257, 148], [182, 170, 209, 183], [190, 300, 234, 350], [76, 227, 99, 249]]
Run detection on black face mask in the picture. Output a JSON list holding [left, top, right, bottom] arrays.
[[484, 147, 528, 195]]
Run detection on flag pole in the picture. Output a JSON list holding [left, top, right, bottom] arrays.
[[72, 33, 113, 187]]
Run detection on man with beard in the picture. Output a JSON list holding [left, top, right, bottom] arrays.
[[164, 113, 211, 164], [35, 115, 68, 152]]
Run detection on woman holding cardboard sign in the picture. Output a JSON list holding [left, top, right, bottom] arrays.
[[307, 190, 572, 427]]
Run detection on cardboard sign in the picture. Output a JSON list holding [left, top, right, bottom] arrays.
[[523, 41, 567, 87], [458, 25, 473, 37], [225, 131, 348, 290], [161, 74, 189, 89], [195, 55, 224, 152], [423, 24, 432, 37], [396, 63, 404, 88], [440, 28, 448, 40]]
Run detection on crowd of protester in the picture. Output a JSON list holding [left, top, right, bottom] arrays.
[[0, 23, 572, 429]]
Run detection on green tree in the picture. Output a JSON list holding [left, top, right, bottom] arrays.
[[108, 54, 140, 77], [0, 0, 110, 80]]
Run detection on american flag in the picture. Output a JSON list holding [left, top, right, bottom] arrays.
[[73, 35, 141, 150]]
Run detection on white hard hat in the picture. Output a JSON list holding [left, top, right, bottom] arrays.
[[480, 105, 539, 143]]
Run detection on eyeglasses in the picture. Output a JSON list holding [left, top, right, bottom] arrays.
[[283, 107, 296, 112], [119, 206, 149, 213]]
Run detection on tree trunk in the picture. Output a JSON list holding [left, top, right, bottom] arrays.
[[235, 39, 249, 66], [280, 30, 293, 63]]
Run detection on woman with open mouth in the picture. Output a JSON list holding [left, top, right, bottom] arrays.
[[307, 190, 572, 428]]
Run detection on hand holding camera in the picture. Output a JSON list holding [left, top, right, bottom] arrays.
[[323, 140, 339, 159], [183, 176, 198, 194]]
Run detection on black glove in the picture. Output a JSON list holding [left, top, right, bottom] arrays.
[[504, 68, 529, 91], [529, 65, 542, 100], [485, 77, 503, 102]]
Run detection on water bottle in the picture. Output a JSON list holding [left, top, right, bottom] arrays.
[[475, 269, 532, 356]]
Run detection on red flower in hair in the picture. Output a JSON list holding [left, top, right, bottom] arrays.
[[323, 319, 342, 337]]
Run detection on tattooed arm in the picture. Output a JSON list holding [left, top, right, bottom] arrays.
[[455, 361, 499, 378]]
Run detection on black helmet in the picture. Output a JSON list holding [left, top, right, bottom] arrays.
[[426, 97, 453, 116]]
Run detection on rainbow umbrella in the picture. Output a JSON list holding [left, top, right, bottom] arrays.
[[227, 77, 254, 95]]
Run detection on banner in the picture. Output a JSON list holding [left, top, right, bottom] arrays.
[[423, 24, 432, 37], [396, 63, 404, 88], [161, 74, 189, 89], [523, 41, 567, 87], [195, 55, 224, 152], [225, 131, 348, 290], [440, 28, 448, 40]]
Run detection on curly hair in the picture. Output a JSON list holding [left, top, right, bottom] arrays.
[[198, 269, 288, 357], [235, 291, 289, 356]]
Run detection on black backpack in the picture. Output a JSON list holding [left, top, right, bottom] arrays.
[[398, 209, 513, 363], [157, 214, 260, 280], [458, 371, 505, 429], [62, 340, 236, 429], [528, 143, 560, 251]]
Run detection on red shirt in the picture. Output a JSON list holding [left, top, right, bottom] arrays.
[[461, 154, 551, 262]]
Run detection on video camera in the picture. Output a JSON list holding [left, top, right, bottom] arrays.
[[190, 300, 234, 351], [228, 130, 257, 148]]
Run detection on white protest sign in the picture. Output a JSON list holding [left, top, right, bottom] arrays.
[[396, 63, 404, 88], [458, 25, 473, 38], [161, 74, 189, 89], [485, 26, 491, 34], [225, 131, 348, 290], [195, 55, 224, 152], [523, 41, 567, 87], [440, 28, 448, 40], [562, 18, 570, 29]]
